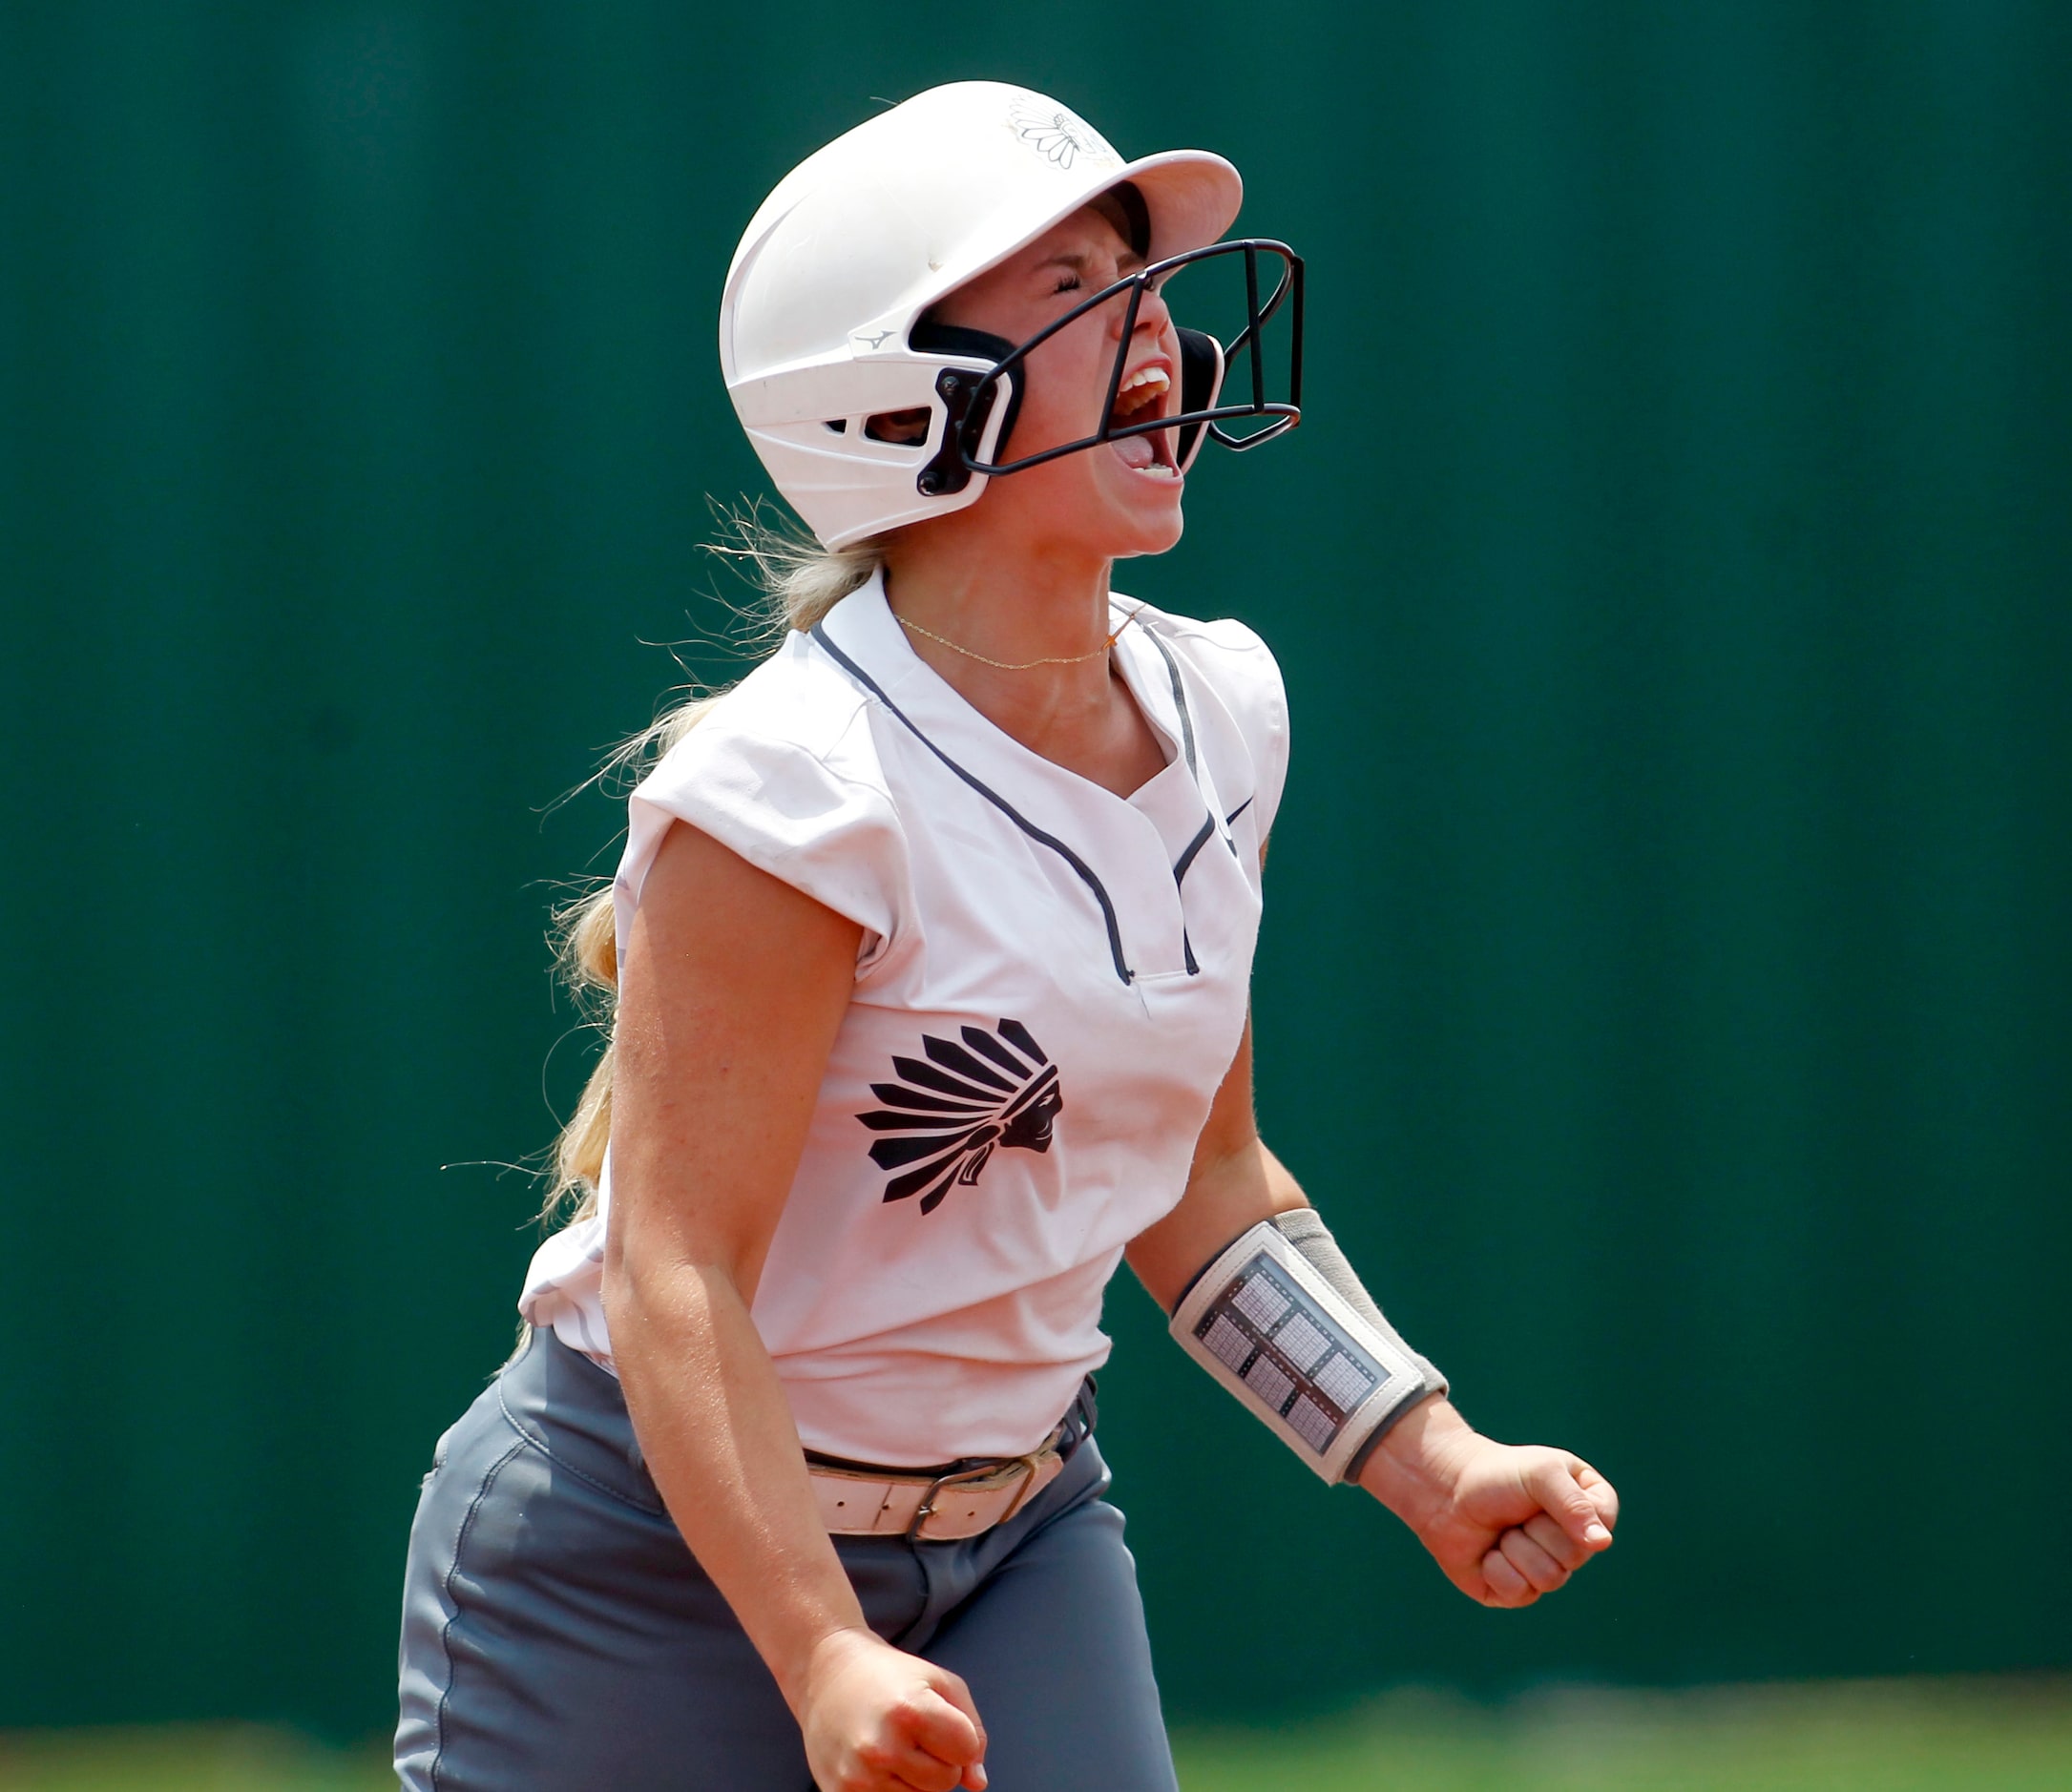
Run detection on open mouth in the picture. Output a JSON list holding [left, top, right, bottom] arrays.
[[1106, 365, 1178, 478]]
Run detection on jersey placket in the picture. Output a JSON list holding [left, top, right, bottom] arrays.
[[814, 588, 1224, 990]]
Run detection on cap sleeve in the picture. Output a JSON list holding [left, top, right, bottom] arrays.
[[614, 713, 911, 974]]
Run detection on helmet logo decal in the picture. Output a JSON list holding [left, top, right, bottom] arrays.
[[857, 1019, 1062, 1214], [1005, 97, 1119, 171]]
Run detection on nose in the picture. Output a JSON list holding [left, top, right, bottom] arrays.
[[1111, 276, 1172, 340]]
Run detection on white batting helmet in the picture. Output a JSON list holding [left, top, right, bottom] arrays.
[[720, 82, 1301, 551]]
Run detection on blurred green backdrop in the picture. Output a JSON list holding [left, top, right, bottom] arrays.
[[3, 0, 2067, 1743]]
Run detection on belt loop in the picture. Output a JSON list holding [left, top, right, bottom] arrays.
[[1073, 1373, 1099, 1441], [991, 1450, 1049, 1529]]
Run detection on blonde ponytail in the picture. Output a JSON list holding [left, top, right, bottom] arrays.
[[539, 508, 883, 1225]]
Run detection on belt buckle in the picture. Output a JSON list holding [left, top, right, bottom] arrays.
[[906, 1450, 1044, 1542]]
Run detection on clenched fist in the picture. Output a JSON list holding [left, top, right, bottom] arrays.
[[1357, 1397, 1620, 1607], [799, 1627, 990, 1792]]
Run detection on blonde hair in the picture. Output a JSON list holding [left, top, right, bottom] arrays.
[[542, 511, 882, 1224]]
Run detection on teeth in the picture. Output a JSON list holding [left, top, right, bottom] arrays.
[[1112, 366, 1170, 418]]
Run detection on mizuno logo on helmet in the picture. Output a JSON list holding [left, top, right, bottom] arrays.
[[857, 1019, 1062, 1214]]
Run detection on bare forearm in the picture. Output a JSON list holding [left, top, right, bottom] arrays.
[[607, 1257, 864, 1715], [1127, 1136, 1307, 1313]]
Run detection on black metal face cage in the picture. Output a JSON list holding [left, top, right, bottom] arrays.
[[911, 238, 1304, 499]]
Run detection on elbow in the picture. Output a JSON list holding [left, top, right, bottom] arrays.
[[600, 1229, 750, 1354]]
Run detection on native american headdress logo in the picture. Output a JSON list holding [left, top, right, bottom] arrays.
[[857, 1019, 1062, 1214]]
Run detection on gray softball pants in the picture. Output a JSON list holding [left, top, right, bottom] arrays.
[[395, 1326, 1179, 1790]]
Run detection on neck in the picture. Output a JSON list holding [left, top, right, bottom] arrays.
[[875, 513, 1167, 800], [880, 516, 1120, 728]]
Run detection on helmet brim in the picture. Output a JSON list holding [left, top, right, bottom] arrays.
[[896, 148, 1244, 328]]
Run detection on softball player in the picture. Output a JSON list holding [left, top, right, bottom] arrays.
[[396, 81, 1618, 1791]]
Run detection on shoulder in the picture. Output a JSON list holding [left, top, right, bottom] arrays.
[[666, 630, 884, 781], [1129, 602, 1281, 674], [617, 633, 914, 970], [635, 630, 897, 827], [1126, 600, 1286, 728], [1122, 596, 1290, 838]]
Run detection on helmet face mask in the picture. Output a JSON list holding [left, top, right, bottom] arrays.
[[945, 236, 1304, 483], [720, 82, 1305, 550]]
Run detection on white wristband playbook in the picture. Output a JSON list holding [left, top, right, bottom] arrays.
[[1169, 1213, 1445, 1485]]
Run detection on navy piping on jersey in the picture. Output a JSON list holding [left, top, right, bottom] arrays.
[[1141, 625, 1200, 781], [1134, 622, 1228, 977], [808, 623, 1136, 986], [1172, 816, 1217, 887], [1171, 815, 1217, 975], [1139, 619, 1231, 884], [1144, 623, 1248, 866]]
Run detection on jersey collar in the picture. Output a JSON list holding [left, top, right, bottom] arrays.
[[817, 570, 1207, 803], [814, 572, 1236, 984]]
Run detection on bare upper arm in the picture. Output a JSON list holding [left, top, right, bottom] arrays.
[[605, 820, 863, 1302]]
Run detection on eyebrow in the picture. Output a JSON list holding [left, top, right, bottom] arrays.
[[1037, 247, 1148, 277]]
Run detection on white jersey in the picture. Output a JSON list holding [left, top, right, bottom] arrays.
[[520, 572, 1288, 1465]]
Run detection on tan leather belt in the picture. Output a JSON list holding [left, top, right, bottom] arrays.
[[809, 1434, 1066, 1541]]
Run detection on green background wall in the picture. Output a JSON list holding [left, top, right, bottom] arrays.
[[4, 0, 2066, 1741]]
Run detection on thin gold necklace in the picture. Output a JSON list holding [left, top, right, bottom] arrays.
[[896, 604, 1142, 672]]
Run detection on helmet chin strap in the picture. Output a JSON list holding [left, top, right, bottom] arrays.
[[908, 320, 1025, 477]]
